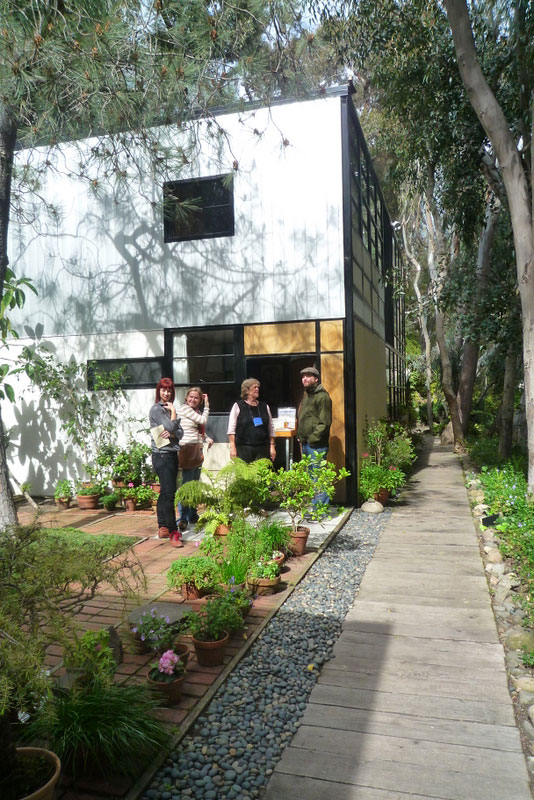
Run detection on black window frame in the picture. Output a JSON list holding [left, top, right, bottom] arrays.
[[87, 357, 166, 390], [163, 173, 235, 243]]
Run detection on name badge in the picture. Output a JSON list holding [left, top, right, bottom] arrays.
[[252, 417, 263, 427]]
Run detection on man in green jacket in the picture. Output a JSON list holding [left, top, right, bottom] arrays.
[[297, 366, 332, 506]]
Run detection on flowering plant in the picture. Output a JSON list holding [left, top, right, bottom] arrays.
[[215, 581, 254, 616], [131, 607, 182, 652], [120, 483, 157, 504], [185, 594, 243, 642], [148, 649, 186, 683], [247, 558, 281, 580]]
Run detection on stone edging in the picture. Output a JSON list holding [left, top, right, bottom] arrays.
[[462, 456, 534, 784]]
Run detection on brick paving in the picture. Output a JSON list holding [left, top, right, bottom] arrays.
[[19, 501, 328, 799]]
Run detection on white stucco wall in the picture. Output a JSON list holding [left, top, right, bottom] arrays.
[[8, 94, 345, 338]]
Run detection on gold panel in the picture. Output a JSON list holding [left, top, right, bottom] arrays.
[[320, 352, 346, 502], [320, 319, 343, 352], [244, 322, 315, 356], [354, 320, 387, 472]]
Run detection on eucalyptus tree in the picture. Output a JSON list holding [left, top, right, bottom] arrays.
[[315, 0, 521, 449], [443, 0, 534, 488], [0, 0, 330, 528]]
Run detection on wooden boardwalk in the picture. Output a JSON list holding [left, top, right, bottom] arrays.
[[265, 440, 533, 800]]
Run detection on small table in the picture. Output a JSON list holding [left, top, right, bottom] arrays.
[[275, 429, 296, 470]]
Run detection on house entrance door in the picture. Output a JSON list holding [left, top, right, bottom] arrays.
[[245, 354, 316, 468]]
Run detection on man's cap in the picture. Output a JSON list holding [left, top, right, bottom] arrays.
[[300, 366, 319, 377]]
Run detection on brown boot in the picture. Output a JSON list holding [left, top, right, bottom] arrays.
[[169, 531, 184, 547], [158, 526, 170, 539]]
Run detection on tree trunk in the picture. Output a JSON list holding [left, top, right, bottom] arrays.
[[0, 102, 19, 528], [457, 196, 499, 434], [444, 0, 534, 488], [435, 309, 466, 452], [499, 346, 517, 460]]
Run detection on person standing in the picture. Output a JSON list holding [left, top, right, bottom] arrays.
[[227, 378, 276, 463], [176, 386, 213, 531], [149, 378, 183, 544], [297, 366, 332, 506]]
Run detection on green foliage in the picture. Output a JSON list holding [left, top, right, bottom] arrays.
[[101, 492, 119, 511], [358, 458, 406, 500], [247, 558, 281, 580], [166, 555, 220, 592], [131, 607, 184, 653], [119, 483, 157, 505], [255, 520, 291, 557], [214, 582, 253, 617], [521, 650, 534, 669], [477, 463, 534, 623], [63, 629, 116, 688], [176, 458, 271, 533], [54, 478, 73, 500], [267, 455, 349, 531], [20, 346, 125, 474], [468, 436, 527, 474], [108, 441, 152, 485], [25, 683, 166, 779], [185, 592, 243, 642]]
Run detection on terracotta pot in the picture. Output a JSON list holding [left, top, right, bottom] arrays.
[[271, 552, 285, 568], [181, 583, 205, 600], [246, 574, 281, 596], [76, 493, 99, 509], [124, 498, 137, 512], [150, 482, 161, 494], [172, 641, 191, 666], [55, 498, 71, 509], [15, 747, 61, 800], [192, 631, 229, 666], [373, 489, 390, 504], [288, 525, 310, 556], [147, 672, 185, 706], [214, 524, 230, 537]]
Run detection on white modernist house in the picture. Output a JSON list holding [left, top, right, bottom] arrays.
[[5, 84, 405, 501]]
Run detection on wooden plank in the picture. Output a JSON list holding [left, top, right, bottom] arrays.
[[290, 725, 526, 775], [264, 773, 440, 800], [307, 683, 516, 726], [330, 633, 505, 669], [271, 747, 531, 800], [317, 663, 507, 701], [301, 703, 522, 751]]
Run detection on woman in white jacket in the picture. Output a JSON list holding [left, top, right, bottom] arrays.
[[176, 387, 213, 531]]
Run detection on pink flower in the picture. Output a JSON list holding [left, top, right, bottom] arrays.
[[128, 482, 134, 487], [389, 466, 396, 470], [158, 649, 180, 675], [362, 452, 369, 458]]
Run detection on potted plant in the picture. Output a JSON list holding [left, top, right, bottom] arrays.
[[54, 478, 73, 509], [359, 455, 406, 502], [246, 558, 281, 595], [215, 581, 254, 618], [266, 456, 349, 554], [147, 649, 187, 706], [184, 594, 243, 666], [166, 555, 220, 599], [130, 607, 185, 654], [75, 480, 103, 509], [62, 628, 117, 690], [255, 520, 291, 561], [101, 491, 120, 512], [175, 458, 269, 535], [119, 483, 157, 512]]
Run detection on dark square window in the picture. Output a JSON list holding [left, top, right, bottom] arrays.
[[163, 174, 234, 242], [87, 358, 165, 390]]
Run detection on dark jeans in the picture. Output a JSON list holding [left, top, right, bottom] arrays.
[[178, 466, 201, 524], [152, 452, 178, 531]]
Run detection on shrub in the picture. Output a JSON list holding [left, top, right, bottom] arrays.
[[26, 683, 166, 778], [166, 556, 220, 592]]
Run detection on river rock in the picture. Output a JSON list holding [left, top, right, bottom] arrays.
[[361, 500, 383, 514], [513, 676, 534, 693], [484, 547, 503, 563], [504, 628, 534, 651]]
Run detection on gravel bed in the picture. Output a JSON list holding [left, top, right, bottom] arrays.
[[142, 508, 391, 800]]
